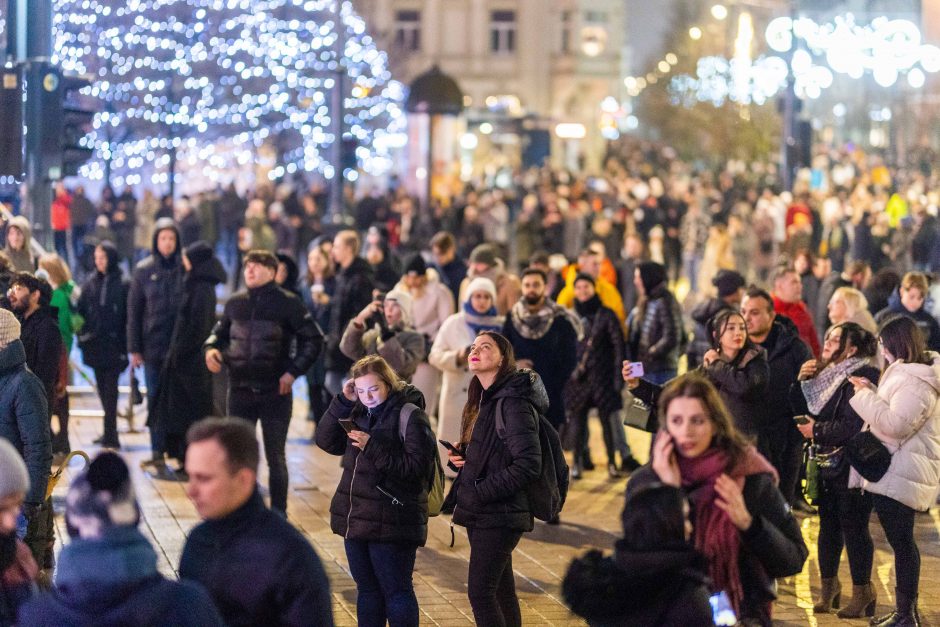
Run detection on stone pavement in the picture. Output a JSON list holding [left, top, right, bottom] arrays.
[[54, 390, 940, 626]]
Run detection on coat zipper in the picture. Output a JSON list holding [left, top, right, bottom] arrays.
[[450, 397, 482, 547], [346, 450, 361, 538]]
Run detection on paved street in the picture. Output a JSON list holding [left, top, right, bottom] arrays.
[[54, 388, 940, 626]]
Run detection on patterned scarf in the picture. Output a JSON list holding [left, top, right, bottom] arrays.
[[510, 298, 583, 340], [677, 446, 777, 616], [801, 356, 867, 415], [462, 301, 503, 336]]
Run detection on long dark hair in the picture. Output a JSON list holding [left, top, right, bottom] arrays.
[[459, 331, 516, 445], [879, 315, 931, 366], [823, 322, 877, 365], [619, 483, 689, 550], [708, 309, 755, 357]]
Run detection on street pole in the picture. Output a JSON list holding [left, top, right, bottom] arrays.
[[328, 0, 345, 221]]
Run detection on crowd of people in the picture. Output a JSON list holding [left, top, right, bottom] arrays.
[[1, 139, 940, 626]]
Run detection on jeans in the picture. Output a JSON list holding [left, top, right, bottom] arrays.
[[144, 360, 164, 454], [817, 486, 873, 584], [344, 539, 419, 627], [467, 527, 523, 627], [873, 494, 920, 596], [228, 387, 293, 513], [682, 251, 703, 294], [94, 367, 122, 446]]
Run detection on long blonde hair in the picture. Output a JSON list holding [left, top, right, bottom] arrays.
[[38, 253, 72, 289]]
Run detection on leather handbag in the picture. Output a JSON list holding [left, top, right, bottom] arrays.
[[846, 430, 891, 482], [622, 394, 657, 432], [815, 445, 846, 479]]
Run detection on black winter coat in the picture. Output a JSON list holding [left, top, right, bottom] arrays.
[[205, 281, 323, 390], [628, 465, 808, 626], [127, 221, 184, 363], [565, 301, 624, 417], [154, 256, 226, 451], [755, 317, 813, 439], [686, 297, 733, 369], [502, 312, 578, 428], [628, 285, 685, 374], [0, 340, 50, 505], [315, 385, 435, 545], [19, 306, 64, 412], [179, 489, 334, 627], [789, 364, 880, 488], [326, 257, 374, 371], [77, 267, 129, 371], [875, 299, 940, 351], [450, 370, 545, 532], [700, 345, 769, 437]]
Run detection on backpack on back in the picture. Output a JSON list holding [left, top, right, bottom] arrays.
[[493, 398, 569, 522], [398, 403, 446, 517]]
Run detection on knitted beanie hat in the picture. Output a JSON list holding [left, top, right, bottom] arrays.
[[65, 452, 141, 540], [0, 438, 29, 498], [0, 309, 21, 349], [384, 289, 414, 326], [465, 277, 497, 302]]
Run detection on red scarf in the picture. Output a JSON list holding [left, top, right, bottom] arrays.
[[677, 446, 778, 615]]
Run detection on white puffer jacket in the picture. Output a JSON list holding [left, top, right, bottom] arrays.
[[848, 353, 940, 511]]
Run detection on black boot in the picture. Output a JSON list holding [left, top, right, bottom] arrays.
[[870, 590, 919, 627]]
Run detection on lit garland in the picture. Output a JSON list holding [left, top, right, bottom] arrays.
[[13, 0, 408, 188]]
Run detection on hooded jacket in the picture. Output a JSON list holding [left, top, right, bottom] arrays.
[[686, 297, 734, 369], [338, 319, 426, 382], [77, 243, 129, 371], [326, 256, 374, 372], [4, 216, 34, 273], [19, 527, 223, 627], [315, 385, 435, 545], [849, 354, 940, 510], [19, 305, 64, 413], [755, 316, 813, 436], [127, 219, 183, 362], [451, 370, 545, 532], [0, 340, 50, 505], [628, 283, 686, 375]]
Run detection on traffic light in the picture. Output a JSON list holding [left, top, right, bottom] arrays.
[[0, 65, 25, 178], [59, 73, 96, 178]]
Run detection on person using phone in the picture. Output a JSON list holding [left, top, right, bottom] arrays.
[[339, 290, 426, 382], [314, 355, 436, 627], [626, 373, 807, 625], [789, 322, 879, 617]]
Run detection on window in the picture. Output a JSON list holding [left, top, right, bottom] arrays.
[[394, 10, 421, 51], [490, 10, 516, 54]]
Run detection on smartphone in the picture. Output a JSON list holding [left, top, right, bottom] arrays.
[[709, 591, 737, 626], [338, 418, 360, 433], [793, 414, 810, 425], [627, 361, 645, 378], [438, 439, 461, 455]]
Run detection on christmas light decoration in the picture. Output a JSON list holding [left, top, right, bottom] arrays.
[[2, 0, 407, 188]]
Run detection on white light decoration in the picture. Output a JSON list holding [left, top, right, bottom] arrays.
[[689, 26, 703, 41], [711, 5, 728, 21], [28, 0, 406, 184], [908, 67, 926, 88]]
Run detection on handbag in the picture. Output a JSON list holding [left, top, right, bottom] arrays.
[[622, 394, 656, 432], [815, 445, 846, 479], [804, 445, 820, 501], [846, 430, 891, 482]]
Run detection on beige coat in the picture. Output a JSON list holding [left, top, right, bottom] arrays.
[[848, 354, 940, 511]]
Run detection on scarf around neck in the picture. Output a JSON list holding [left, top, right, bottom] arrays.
[[677, 446, 777, 616], [510, 298, 583, 341], [801, 356, 867, 415], [462, 301, 503, 337], [574, 294, 602, 318]]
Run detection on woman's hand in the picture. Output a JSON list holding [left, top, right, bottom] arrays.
[[651, 431, 681, 487], [702, 349, 720, 367], [621, 361, 640, 389], [348, 430, 370, 450], [447, 451, 465, 468], [797, 416, 815, 440], [797, 359, 818, 381], [714, 473, 753, 531], [848, 375, 874, 394], [342, 379, 357, 402], [355, 301, 382, 326]]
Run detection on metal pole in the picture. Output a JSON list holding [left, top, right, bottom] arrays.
[[23, 0, 54, 249], [328, 0, 345, 220], [779, 0, 797, 192]]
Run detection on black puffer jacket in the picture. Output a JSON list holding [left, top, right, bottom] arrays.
[[450, 370, 545, 532], [315, 385, 435, 546], [700, 345, 769, 437], [0, 340, 50, 505], [205, 281, 323, 391], [628, 465, 808, 626], [19, 305, 63, 412], [326, 257, 374, 371], [628, 285, 685, 374], [755, 316, 812, 440], [127, 219, 183, 363], [77, 243, 129, 371], [686, 297, 733, 369], [565, 299, 624, 418]]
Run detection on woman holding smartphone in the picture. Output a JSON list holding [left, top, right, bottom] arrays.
[[445, 331, 543, 627], [845, 315, 940, 625], [790, 322, 879, 617], [315, 355, 436, 627], [626, 373, 807, 626]]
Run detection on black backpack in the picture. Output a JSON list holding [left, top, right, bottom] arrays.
[[493, 398, 569, 522]]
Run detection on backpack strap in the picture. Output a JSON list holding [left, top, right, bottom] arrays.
[[398, 402, 419, 441]]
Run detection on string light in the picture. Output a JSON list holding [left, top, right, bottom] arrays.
[[5, 0, 409, 186]]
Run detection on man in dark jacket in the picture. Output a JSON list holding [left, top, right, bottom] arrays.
[[0, 309, 51, 569], [181, 418, 333, 627], [502, 268, 579, 429], [742, 286, 813, 508], [8, 274, 62, 418], [325, 230, 374, 394], [127, 218, 184, 466], [205, 250, 322, 514], [430, 231, 466, 308]]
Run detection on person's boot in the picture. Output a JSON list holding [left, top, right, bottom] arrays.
[[837, 582, 876, 618], [870, 590, 919, 626], [813, 577, 842, 613]]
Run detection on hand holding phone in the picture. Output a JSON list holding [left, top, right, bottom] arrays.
[[438, 439, 461, 455], [338, 418, 360, 433]]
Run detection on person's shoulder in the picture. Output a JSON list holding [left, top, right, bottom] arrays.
[[132, 256, 156, 275]]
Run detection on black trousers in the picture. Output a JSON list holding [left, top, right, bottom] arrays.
[[872, 494, 920, 596], [228, 387, 293, 513], [817, 485, 873, 584], [466, 527, 523, 627], [573, 408, 617, 466], [759, 424, 804, 504], [94, 367, 122, 446]]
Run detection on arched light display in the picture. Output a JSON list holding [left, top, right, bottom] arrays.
[[0, 1, 406, 187]]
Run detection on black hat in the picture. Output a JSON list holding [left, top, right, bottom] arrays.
[[184, 241, 213, 266], [712, 269, 746, 298], [573, 272, 595, 287], [637, 261, 667, 294], [404, 254, 427, 275]]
